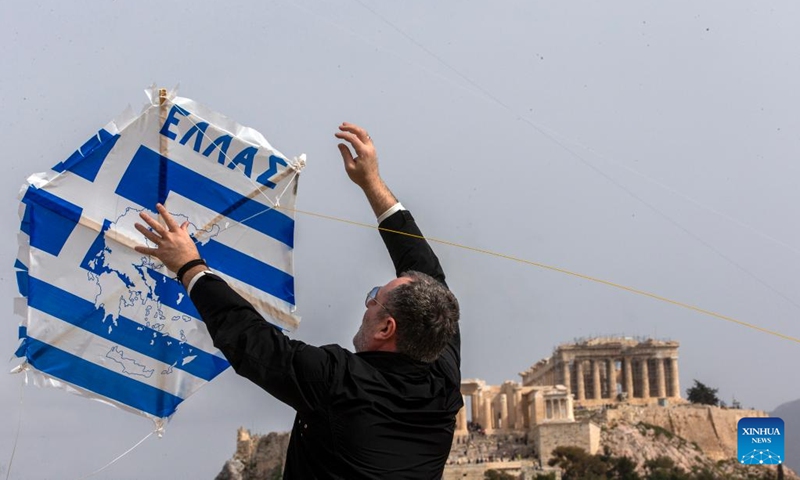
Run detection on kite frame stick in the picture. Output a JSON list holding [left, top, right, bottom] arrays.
[[158, 88, 168, 157]]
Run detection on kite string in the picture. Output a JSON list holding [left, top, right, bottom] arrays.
[[4, 377, 24, 480], [155, 102, 800, 344], [229, 167, 302, 229], [281, 205, 800, 345], [75, 430, 154, 480]]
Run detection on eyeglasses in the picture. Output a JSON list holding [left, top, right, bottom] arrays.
[[365, 286, 394, 318]]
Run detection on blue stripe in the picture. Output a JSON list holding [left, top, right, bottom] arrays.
[[15, 326, 28, 358], [23, 337, 183, 418], [21, 187, 83, 256], [53, 129, 120, 182], [16, 268, 29, 297], [20, 204, 30, 236], [15, 259, 29, 297], [21, 187, 82, 223], [115, 145, 294, 248], [27, 277, 229, 381], [199, 239, 295, 305]]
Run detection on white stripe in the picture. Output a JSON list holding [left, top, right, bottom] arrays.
[[25, 308, 208, 400], [28, 231, 222, 357], [164, 192, 293, 276]]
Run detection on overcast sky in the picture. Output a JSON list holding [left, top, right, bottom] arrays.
[[2, 1, 799, 479]]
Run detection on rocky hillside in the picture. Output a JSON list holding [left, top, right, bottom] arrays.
[[217, 404, 796, 479], [602, 403, 762, 461], [602, 417, 794, 479], [215, 428, 289, 480]]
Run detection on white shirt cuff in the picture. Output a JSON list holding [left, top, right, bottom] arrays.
[[186, 270, 214, 295], [377, 202, 405, 224]]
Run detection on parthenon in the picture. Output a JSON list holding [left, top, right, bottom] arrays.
[[519, 337, 681, 407], [455, 337, 682, 436], [452, 337, 681, 464]]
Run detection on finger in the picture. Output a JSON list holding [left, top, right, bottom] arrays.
[[334, 130, 365, 152], [340, 122, 370, 144], [135, 223, 162, 244], [156, 203, 180, 232], [337, 144, 355, 167], [134, 245, 159, 256], [139, 211, 166, 235]]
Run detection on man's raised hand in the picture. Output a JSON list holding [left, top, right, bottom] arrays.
[[335, 122, 381, 189]]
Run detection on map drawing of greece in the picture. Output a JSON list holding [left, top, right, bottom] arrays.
[[81, 207, 220, 379]]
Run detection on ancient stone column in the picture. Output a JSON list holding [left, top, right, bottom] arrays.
[[456, 404, 468, 433], [562, 360, 571, 392], [656, 358, 667, 398], [607, 359, 616, 399], [576, 360, 585, 401], [484, 396, 493, 432], [566, 393, 575, 421], [592, 360, 602, 400], [499, 393, 509, 430], [640, 359, 650, 399], [471, 393, 480, 423], [624, 357, 633, 398], [669, 357, 680, 398]]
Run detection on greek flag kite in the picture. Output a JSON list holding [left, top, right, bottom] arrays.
[[13, 86, 304, 427]]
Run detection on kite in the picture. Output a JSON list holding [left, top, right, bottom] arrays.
[[12, 86, 305, 429]]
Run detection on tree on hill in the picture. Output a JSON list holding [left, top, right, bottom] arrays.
[[548, 446, 610, 480], [686, 380, 719, 406], [544, 445, 781, 480], [644, 456, 689, 480], [484, 469, 517, 480], [608, 455, 641, 480]]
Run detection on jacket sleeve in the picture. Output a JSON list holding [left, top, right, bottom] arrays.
[[190, 274, 335, 415], [378, 210, 460, 371]]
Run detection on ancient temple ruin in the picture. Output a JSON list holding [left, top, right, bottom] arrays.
[[519, 337, 681, 408], [452, 337, 681, 464], [456, 381, 574, 434]]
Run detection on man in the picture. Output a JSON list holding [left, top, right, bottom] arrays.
[[135, 123, 462, 479]]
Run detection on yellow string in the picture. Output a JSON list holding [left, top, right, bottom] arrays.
[[278, 206, 800, 344], [154, 98, 798, 344]]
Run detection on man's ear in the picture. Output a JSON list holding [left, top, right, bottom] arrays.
[[374, 317, 396, 341]]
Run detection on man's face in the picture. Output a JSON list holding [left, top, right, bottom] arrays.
[[353, 277, 412, 352]]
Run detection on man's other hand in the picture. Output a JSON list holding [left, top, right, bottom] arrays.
[[335, 122, 381, 189]]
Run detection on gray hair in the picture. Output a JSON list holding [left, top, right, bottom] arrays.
[[384, 271, 460, 363]]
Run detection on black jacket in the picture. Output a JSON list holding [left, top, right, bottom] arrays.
[[191, 210, 462, 479]]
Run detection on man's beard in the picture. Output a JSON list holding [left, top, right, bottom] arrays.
[[353, 324, 368, 352]]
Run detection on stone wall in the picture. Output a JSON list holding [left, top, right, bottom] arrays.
[[534, 421, 601, 465], [448, 432, 536, 466], [604, 404, 767, 461]]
